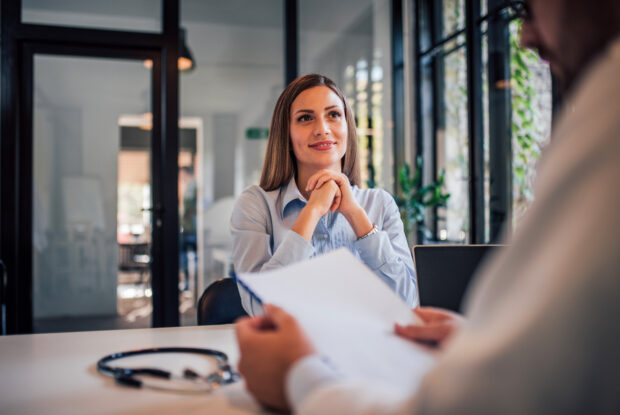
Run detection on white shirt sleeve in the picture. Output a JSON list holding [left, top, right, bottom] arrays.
[[230, 188, 314, 314]]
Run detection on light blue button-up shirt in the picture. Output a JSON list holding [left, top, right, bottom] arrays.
[[230, 178, 418, 314]]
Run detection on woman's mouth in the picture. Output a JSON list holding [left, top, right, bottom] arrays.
[[309, 141, 336, 151]]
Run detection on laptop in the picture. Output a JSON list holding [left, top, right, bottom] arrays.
[[412, 244, 504, 312]]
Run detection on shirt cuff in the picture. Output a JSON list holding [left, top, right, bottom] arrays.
[[271, 229, 315, 266], [286, 354, 342, 410], [354, 230, 393, 270]]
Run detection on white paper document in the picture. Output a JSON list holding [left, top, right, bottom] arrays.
[[237, 248, 437, 396]]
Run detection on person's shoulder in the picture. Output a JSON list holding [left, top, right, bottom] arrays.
[[352, 186, 393, 199], [232, 185, 277, 223], [352, 186, 395, 207], [236, 184, 283, 209]]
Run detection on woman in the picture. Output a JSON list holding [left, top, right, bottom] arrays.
[[231, 74, 417, 314]]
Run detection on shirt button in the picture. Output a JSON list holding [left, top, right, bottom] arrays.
[[323, 234, 329, 240]]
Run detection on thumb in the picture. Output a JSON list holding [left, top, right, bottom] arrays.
[[263, 304, 296, 329], [235, 316, 255, 342]]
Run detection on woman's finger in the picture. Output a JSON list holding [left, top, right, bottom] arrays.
[[306, 174, 320, 191], [307, 170, 343, 191], [331, 191, 341, 212], [306, 170, 332, 191], [315, 176, 333, 190]]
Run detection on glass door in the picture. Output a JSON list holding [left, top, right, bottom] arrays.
[[31, 54, 156, 332]]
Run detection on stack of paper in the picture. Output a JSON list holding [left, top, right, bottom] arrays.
[[236, 248, 436, 395]]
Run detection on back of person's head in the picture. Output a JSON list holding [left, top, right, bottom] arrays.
[[259, 74, 360, 191]]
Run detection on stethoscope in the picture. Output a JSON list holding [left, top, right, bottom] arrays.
[[97, 347, 240, 392]]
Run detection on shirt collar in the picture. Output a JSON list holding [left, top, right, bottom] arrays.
[[281, 176, 307, 216]]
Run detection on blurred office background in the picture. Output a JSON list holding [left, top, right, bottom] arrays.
[[0, 0, 552, 334]]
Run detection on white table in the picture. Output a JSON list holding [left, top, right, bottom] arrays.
[[0, 325, 264, 415]]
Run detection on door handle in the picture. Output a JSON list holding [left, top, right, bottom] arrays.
[[141, 205, 164, 214]]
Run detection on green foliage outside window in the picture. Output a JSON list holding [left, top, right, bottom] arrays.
[[394, 157, 451, 243], [510, 21, 552, 224]]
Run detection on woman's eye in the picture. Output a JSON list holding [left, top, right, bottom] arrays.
[[329, 111, 342, 119], [297, 114, 312, 122]]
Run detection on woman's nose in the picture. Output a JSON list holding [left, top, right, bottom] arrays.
[[314, 117, 330, 136]]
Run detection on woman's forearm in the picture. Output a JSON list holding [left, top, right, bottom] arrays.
[[343, 206, 374, 238], [291, 204, 323, 241]]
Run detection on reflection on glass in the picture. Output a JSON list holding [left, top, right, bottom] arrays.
[[300, 0, 393, 191], [116, 127, 152, 321], [436, 47, 469, 243], [22, 0, 161, 32], [482, 34, 491, 243], [32, 56, 152, 333], [180, 0, 284, 325]]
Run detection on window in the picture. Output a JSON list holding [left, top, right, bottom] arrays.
[[300, 0, 396, 191], [415, 0, 552, 243]]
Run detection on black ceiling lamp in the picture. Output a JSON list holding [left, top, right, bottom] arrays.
[[177, 28, 195, 72], [144, 27, 195, 72]]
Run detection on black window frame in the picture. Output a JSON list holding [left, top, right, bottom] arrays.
[[414, 0, 537, 244]]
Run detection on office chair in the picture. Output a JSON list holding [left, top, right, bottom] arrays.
[[118, 242, 151, 285], [197, 277, 248, 325]]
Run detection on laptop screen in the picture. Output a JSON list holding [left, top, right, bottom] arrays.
[[412, 245, 504, 312]]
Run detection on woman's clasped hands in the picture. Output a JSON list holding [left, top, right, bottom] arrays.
[[305, 169, 374, 238], [306, 169, 357, 215], [304, 174, 341, 217]]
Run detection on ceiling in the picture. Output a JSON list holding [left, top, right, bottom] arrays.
[[23, 0, 374, 33]]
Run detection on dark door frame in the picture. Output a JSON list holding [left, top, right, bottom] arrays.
[[1, 0, 180, 334]]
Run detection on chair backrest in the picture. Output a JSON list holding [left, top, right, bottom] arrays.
[[118, 243, 150, 271], [413, 244, 505, 312], [197, 277, 248, 325]]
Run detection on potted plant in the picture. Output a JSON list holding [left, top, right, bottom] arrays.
[[394, 157, 450, 244]]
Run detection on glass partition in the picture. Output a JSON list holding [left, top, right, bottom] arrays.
[[22, 0, 161, 32], [300, 0, 395, 191], [32, 55, 153, 332], [179, 0, 284, 324]]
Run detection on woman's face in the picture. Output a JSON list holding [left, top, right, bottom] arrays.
[[289, 85, 348, 174]]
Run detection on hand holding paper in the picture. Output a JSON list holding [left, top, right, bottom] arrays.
[[236, 248, 436, 396], [236, 304, 316, 411]]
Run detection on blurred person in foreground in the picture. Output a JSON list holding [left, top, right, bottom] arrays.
[[236, 1, 620, 413]]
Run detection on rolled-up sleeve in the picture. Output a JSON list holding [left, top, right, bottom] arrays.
[[354, 191, 418, 307]]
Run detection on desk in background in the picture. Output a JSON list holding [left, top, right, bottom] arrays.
[[0, 325, 262, 415]]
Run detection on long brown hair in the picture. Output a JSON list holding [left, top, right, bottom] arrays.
[[259, 74, 360, 191]]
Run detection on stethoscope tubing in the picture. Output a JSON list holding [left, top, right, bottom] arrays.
[[97, 347, 235, 388]]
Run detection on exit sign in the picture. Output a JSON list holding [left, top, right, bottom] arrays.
[[245, 127, 269, 140]]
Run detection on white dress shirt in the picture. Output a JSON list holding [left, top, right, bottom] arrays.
[[287, 36, 620, 415]]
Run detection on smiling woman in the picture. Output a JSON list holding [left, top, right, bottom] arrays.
[[230, 74, 418, 315]]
